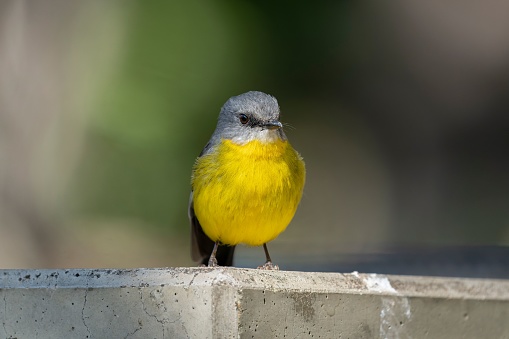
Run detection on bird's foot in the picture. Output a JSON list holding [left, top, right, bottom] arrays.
[[207, 256, 219, 267], [257, 261, 279, 270]]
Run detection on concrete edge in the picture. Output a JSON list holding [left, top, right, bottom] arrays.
[[1, 267, 508, 301]]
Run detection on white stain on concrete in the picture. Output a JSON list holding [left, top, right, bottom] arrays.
[[380, 297, 412, 339], [363, 274, 398, 294], [362, 274, 412, 339]]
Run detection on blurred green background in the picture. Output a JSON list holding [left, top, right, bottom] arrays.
[[1, 1, 508, 270]]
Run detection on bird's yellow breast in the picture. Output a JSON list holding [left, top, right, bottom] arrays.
[[192, 139, 305, 246]]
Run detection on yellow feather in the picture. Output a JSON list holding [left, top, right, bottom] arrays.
[[192, 139, 305, 246]]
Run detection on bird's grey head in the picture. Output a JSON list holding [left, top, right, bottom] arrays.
[[212, 91, 287, 144]]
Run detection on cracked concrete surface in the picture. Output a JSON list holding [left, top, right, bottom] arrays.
[[0, 268, 509, 338], [81, 290, 90, 338]]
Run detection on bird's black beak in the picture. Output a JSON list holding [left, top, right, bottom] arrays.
[[262, 121, 283, 130]]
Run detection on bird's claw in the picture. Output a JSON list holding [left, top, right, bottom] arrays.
[[257, 261, 279, 270], [208, 256, 219, 267]]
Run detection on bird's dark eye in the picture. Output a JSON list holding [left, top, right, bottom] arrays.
[[239, 114, 250, 125]]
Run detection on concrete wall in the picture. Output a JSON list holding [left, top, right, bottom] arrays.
[[1, 268, 508, 338]]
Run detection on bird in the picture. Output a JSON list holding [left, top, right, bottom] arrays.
[[189, 91, 305, 269]]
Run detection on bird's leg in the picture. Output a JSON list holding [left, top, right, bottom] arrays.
[[257, 243, 280, 270], [208, 241, 219, 267]]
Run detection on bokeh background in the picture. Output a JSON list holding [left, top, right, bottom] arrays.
[[1, 1, 508, 276]]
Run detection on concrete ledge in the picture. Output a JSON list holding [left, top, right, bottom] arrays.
[[1, 268, 508, 338]]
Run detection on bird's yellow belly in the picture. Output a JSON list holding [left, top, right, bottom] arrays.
[[192, 139, 305, 246]]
